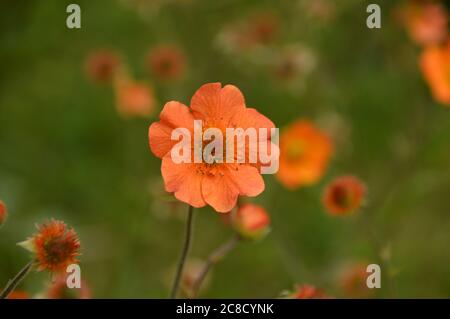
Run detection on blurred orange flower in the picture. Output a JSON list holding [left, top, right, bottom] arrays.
[[232, 204, 270, 239], [0, 200, 7, 227], [276, 120, 332, 189], [85, 49, 120, 84], [148, 83, 275, 212], [420, 40, 450, 105], [115, 79, 156, 117], [340, 263, 374, 298], [46, 274, 91, 299], [400, 0, 448, 46], [323, 175, 366, 216], [217, 12, 279, 53], [19, 219, 80, 273], [287, 284, 328, 299], [147, 45, 186, 81], [6, 291, 29, 299], [245, 13, 279, 47]]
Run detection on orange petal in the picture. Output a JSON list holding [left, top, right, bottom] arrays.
[[228, 108, 276, 167], [201, 169, 240, 213], [191, 83, 245, 124], [230, 107, 275, 131], [149, 101, 195, 158], [226, 164, 265, 197], [161, 155, 206, 208], [160, 101, 195, 129], [149, 122, 175, 158]]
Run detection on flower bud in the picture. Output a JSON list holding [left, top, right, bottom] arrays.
[[232, 204, 270, 240]]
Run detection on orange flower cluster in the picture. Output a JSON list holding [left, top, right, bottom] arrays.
[[19, 219, 81, 273], [86, 43, 188, 118], [399, 1, 450, 106]]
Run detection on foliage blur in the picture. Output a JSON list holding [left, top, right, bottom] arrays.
[[1, 0, 450, 298]]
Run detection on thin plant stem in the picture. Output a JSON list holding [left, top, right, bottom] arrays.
[[191, 234, 241, 298], [360, 212, 397, 297], [170, 205, 195, 299], [0, 260, 34, 299]]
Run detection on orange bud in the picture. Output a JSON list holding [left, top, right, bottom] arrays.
[[232, 204, 270, 239]]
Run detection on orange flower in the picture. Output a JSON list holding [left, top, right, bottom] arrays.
[[6, 291, 29, 299], [0, 200, 7, 227], [340, 263, 374, 298], [115, 79, 156, 117], [19, 219, 80, 273], [148, 83, 275, 213], [276, 120, 332, 189], [420, 40, 450, 105], [46, 274, 91, 299], [85, 49, 120, 83], [147, 45, 186, 81], [231, 204, 270, 239], [286, 284, 328, 299], [400, 0, 448, 46], [323, 175, 366, 216]]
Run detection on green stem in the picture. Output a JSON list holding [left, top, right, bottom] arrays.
[[191, 234, 241, 298], [170, 205, 195, 299], [0, 260, 33, 299]]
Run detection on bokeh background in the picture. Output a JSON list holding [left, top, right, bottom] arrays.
[[1, 0, 450, 298]]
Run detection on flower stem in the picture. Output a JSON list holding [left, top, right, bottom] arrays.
[[191, 234, 241, 298], [170, 205, 195, 299], [0, 260, 34, 299]]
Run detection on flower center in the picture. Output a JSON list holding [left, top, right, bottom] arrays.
[[331, 186, 353, 209], [286, 140, 305, 161]]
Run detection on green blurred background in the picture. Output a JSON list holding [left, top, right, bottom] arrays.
[[1, 0, 450, 298]]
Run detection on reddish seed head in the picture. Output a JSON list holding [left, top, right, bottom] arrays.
[[85, 49, 120, 83], [0, 200, 7, 227], [20, 219, 81, 273], [233, 204, 270, 239], [323, 175, 366, 216], [147, 45, 186, 81]]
